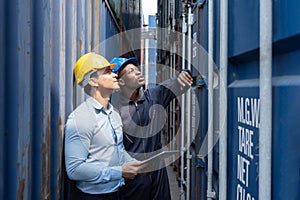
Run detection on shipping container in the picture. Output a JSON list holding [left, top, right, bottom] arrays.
[[3, 0, 300, 199], [157, 0, 300, 199], [227, 1, 300, 200], [0, 0, 141, 199]]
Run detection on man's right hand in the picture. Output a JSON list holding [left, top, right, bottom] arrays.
[[121, 161, 143, 179]]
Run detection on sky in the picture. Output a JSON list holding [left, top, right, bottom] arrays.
[[142, 0, 157, 16]]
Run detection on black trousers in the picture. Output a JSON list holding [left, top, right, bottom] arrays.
[[122, 168, 171, 200]]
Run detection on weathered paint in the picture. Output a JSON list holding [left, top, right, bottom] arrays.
[[157, 0, 300, 199], [192, 3, 209, 200], [0, 0, 141, 199], [227, 0, 300, 199]]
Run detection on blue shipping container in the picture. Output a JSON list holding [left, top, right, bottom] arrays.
[[0, 0, 140, 199], [228, 0, 300, 199]]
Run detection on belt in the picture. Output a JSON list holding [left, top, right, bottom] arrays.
[[75, 187, 123, 200]]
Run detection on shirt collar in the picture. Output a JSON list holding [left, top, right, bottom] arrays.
[[86, 96, 113, 114], [118, 88, 146, 105]]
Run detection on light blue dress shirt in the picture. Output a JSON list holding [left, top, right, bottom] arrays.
[[64, 97, 135, 194]]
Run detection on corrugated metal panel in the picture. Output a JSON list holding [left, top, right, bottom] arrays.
[[63, 1, 75, 199], [227, 0, 300, 199], [229, 0, 259, 58], [0, 2, 5, 200], [32, 0, 52, 199], [73, 0, 86, 106], [65, 0, 77, 117], [192, 3, 210, 200], [5, 0, 33, 199], [227, 84, 260, 200], [122, 0, 141, 30], [273, 1, 300, 42], [0, 0, 138, 199], [157, 1, 300, 200], [50, 0, 65, 199], [102, 1, 121, 59]]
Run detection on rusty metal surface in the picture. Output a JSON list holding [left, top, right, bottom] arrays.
[[0, 0, 141, 199]]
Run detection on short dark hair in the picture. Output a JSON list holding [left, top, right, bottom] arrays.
[[84, 70, 99, 95]]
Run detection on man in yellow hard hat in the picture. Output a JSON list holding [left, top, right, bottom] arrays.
[[64, 52, 143, 200]]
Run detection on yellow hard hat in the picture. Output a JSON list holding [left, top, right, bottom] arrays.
[[74, 52, 117, 85]]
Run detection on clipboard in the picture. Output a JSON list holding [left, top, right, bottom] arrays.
[[140, 150, 179, 165]]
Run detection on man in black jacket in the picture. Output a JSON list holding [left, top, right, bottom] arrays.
[[110, 57, 192, 200]]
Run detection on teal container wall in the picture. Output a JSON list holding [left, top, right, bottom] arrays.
[[0, 0, 133, 199]]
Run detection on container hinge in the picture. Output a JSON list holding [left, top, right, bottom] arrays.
[[192, 75, 206, 88], [182, 69, 206, 88], [193, 0, 206, 8], [195, 155, 206, 168], [207, 190, 216, 199]]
